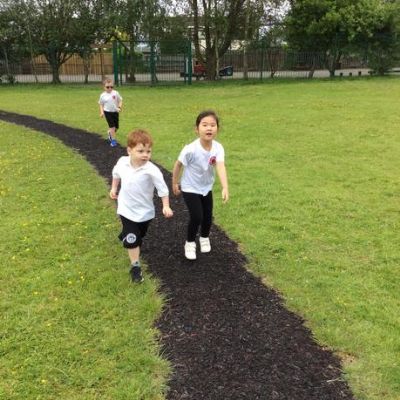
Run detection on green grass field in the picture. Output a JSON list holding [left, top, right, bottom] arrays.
[[1, 78, 399, 400], [0, 123, 169, 399]]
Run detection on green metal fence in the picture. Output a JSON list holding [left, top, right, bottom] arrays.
[[112, 40, 192, 85], [0, 41, 382, 85]]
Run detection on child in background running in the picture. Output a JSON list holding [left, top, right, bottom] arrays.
[[110, 129, 173, 282], [99, 78, 123, 147], [172, 110, 229, 260]]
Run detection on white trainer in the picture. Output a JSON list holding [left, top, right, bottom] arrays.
[[199, 237, 211, 253], [184, 241, 197, 260]]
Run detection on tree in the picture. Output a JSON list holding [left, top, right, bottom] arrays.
[[29, 0, 82, 83], [285, 0, 349, 77], [107, 0, 169, 82], [0, 1, 30, 82], [185, 0, 247, 80], [4, 0, 105, 84], [159, 15, 190, 55], [181, 0, 283, 80], [72, 0, 105, 83], [285, 0, 400, 77], [353, 1, 400, 74], [0, 6, 15, 80], [242, 1, 286, 79]]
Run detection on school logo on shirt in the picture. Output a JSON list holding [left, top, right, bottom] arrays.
[[209, 156, 216, 165], [126, 233, 137, 244]]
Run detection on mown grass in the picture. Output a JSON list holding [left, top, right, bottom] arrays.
[[1, 77, 399, 399], [0, 122, 169, 399]]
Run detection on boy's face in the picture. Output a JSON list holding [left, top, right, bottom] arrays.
[[127, 143, 152, 166], [104, 82, 113, 92]]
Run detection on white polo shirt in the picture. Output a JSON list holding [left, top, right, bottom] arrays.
[[99, 90, 122, 112], [112, 157, 169, 222], [178, 138, 225, 196]]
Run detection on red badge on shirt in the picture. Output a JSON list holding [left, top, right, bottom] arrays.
[[209, 156, 216, 165]]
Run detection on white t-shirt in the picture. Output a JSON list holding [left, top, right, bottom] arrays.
[[99, 90, 122, 112], [112, 157, 169, 222], [178, 138, 225, 196]]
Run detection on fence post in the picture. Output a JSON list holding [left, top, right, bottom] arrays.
[[118, 44, 123, 85], [188, 40, 192, 85], [150, 41, 156, 85], [260, 43, 265, 81], [113, 41, 119, 85]]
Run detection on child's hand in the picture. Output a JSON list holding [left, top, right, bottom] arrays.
[[163, 206, 173, 218], [100, 112, 104, 118], [172, 183, 181, 196], [117, 107, 122, 113], [222, 188, 229, 203], [109, 189, 118, 200]]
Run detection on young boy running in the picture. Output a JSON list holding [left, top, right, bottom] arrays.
[[99, 78, 123, 147], [110, 129, 173, 282]]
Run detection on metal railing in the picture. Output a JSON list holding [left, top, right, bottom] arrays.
[[0, 45, 390, 85]]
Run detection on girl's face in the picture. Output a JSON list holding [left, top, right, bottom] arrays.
[[127, 143, 152, 167], [104, 82, 113, 92], [196, 115, 218, 142]]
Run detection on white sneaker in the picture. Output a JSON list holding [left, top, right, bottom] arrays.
[[199, 237, 211, 253], [184, 241, 196, 260]]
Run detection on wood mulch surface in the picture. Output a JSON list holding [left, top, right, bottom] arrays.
[[1, 110, 355, 400]]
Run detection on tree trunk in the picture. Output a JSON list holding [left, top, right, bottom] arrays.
[[51, 67, 62, 84], [83, 55, 90, 84], [326, 51, 342, 78], [127, 40, 137, 83], [243, 45, 248, 80], [99, 47, 104, 80], [2, 47, 10, 76], [26, 24, 38, 83], [206, 47, 216, 80], [46, 48, 62, 84], [192, 0, 203, 64], [308, 54, 317, 79]]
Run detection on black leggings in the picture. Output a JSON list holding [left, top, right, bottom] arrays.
[[182, 191, 213, 242]]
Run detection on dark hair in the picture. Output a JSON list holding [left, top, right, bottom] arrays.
[[195, 110, 219, 128]]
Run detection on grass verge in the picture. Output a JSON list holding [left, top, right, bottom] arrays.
[[0, 77, 399, 399], [0, 122, 169, 399]]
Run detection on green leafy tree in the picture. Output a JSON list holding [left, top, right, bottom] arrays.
[[285, 0, 351, 77], [0, 1, 30, 81], [29, 0, 84, 83], [0, 6, 15, 79], [4, 0, 105, 84], [107, 0, 169, 82], [185, 0, 247, 80], [242, 1, 285, 79], [355, 1, 400, 74], [182, 0, 283, 80], [285, 0, 400, 77], [160, 15, 189, 55], [73, 0, 105, 83]]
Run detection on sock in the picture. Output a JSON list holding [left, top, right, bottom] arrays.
[[131, 260, 140, 268]]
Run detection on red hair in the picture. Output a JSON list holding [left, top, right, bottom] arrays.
[[127, 129, 153, 148]]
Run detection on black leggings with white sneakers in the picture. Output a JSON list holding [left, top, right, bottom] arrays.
[[182, 191, 213, 242]]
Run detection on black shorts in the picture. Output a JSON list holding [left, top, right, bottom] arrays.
[[118, 215, 151, 248], [104, 111, 119, 129]]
